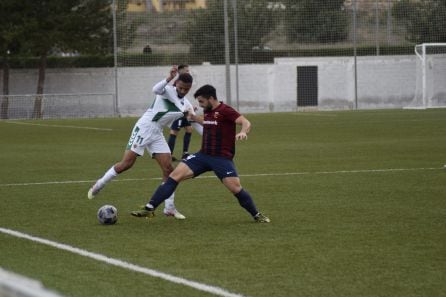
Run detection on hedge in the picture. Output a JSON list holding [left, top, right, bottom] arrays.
[[1, 45, 414, 69]]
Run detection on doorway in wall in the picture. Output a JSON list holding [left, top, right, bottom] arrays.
[[297, 66, 318, 107]]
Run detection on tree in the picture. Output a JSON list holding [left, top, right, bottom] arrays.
[[116, 0, 137, 50], [5, 0, 112, 118], [184, 0, 277, 63], [283, 0, 348, 43], [392, 0, 446, 43], [0, 0, 26, 119]]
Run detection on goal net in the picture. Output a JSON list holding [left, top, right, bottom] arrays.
[[405, 43, 446, 109]]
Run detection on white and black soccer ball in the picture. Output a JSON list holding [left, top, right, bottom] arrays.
[[97, 205, 118, 225]]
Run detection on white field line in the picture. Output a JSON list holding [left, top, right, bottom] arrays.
[[3, 121, 113, 131], [0, 167, 441, 187], [0, 227, 246, 297]]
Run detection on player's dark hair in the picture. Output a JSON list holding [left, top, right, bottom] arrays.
[[178, 64, 189, 71], [194, 84, 217, 99], [177, 73, 193, 84]]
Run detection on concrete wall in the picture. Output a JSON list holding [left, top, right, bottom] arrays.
[[276, 55, 417, 110], [0, 55, 425, 118]]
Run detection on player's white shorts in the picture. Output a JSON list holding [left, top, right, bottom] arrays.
[[126, 122, 170, 156]]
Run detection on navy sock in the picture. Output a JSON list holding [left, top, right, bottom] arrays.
[[149, 177, 178, 209], [183, 132, 192, 153], [168, 134, 177, 153], [234, 189, 258, 217]]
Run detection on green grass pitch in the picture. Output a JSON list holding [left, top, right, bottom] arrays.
[[0, 109, 445, 297]]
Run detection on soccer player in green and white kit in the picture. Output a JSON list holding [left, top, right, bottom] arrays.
[[88, 66, 202, 219]]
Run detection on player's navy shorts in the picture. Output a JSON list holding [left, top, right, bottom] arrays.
[[170, 116, 191, 131], [182, 152, 238, 180]]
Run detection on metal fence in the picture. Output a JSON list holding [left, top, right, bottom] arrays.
[[0, 93, 115, 119], [114, 0, 446, 110], [117, 0, 410, 61], [1, 0, 446, 119]]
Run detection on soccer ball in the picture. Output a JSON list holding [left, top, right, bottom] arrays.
[[97, 205, 118, 225]]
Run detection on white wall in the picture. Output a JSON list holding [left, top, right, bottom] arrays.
[[0, 55, 427, 117], [3, 68, 115, 95], [275, 55, 418, 110]]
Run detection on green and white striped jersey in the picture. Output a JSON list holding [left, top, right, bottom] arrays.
[[139, 79, 194, 128]]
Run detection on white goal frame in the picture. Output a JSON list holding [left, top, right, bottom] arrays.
[[405, 43, 446, 109]]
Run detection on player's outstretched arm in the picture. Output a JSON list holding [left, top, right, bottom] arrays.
[[167, 65, 178, 82], [235, 115, 251, 140], [152, 65, 178, 95]]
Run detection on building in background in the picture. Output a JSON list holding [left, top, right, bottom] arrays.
[[127, 0, 206, 13]]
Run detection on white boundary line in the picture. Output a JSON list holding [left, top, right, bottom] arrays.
[[0, 167, 441, 187], [0, 227, 246, 297], [3, 121, 113, 131], [0, 167, 442, 295]]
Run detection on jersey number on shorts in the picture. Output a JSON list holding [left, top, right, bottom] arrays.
[[127, 126, 144, 149]]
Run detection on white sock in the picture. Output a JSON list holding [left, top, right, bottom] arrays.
[[164, 192, 175, 210], [96, 166, 118, 188]]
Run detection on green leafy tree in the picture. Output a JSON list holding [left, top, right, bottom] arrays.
[[392, 0, 446, 43], [185, 0, 277, 63], [1, 0, 112, 118], [283, 0, 348, 43]]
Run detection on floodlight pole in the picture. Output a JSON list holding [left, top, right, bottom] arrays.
[[232, 0, 240, 110], [112, 0, 120, 117], [387, 0, 392, 44], [224, 0, 232, 106], [375, 0, 380, 56], [353, 0, 358, 109]]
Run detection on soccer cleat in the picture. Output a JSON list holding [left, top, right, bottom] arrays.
[[87, 181, 102, 200], [171, 156, 178, 162], [163, 208, 186, 220], [131, 206, 155, 218], [254, 213, 270, 223], [181, 152, 190, 159]]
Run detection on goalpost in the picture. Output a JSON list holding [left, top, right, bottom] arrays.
[[405, 43, 446, 109]]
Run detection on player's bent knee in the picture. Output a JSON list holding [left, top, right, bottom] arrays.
[[222, 177, 242, 193], [229, 186, 242, 194], [170, 163, 194, 181], [224, 183, 242, 194]]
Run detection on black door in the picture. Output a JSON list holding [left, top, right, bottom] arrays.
[[297, 66, 318, 107]]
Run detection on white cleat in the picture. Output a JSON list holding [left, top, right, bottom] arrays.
[[87, 188, 95, 200], [87, 181, 102, 200], [163, 208, 186, 220], [254, 213, 271, 223]]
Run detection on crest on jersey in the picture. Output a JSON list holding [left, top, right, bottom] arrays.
[[214, 112, 220, 119]]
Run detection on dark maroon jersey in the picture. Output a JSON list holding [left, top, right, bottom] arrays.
[[200, 103, 241, 159]]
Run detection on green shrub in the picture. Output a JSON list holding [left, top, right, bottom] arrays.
[[0, 45, 414, 69]]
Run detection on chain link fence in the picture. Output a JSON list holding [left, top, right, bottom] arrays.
[[117, 0, 413, 64], [113, 0, 445, 111], [1, 0, 445, 119], [0, 93, 115, 119]]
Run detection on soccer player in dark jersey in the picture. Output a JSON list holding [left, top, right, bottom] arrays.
[[131, 84, 270, 223]]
